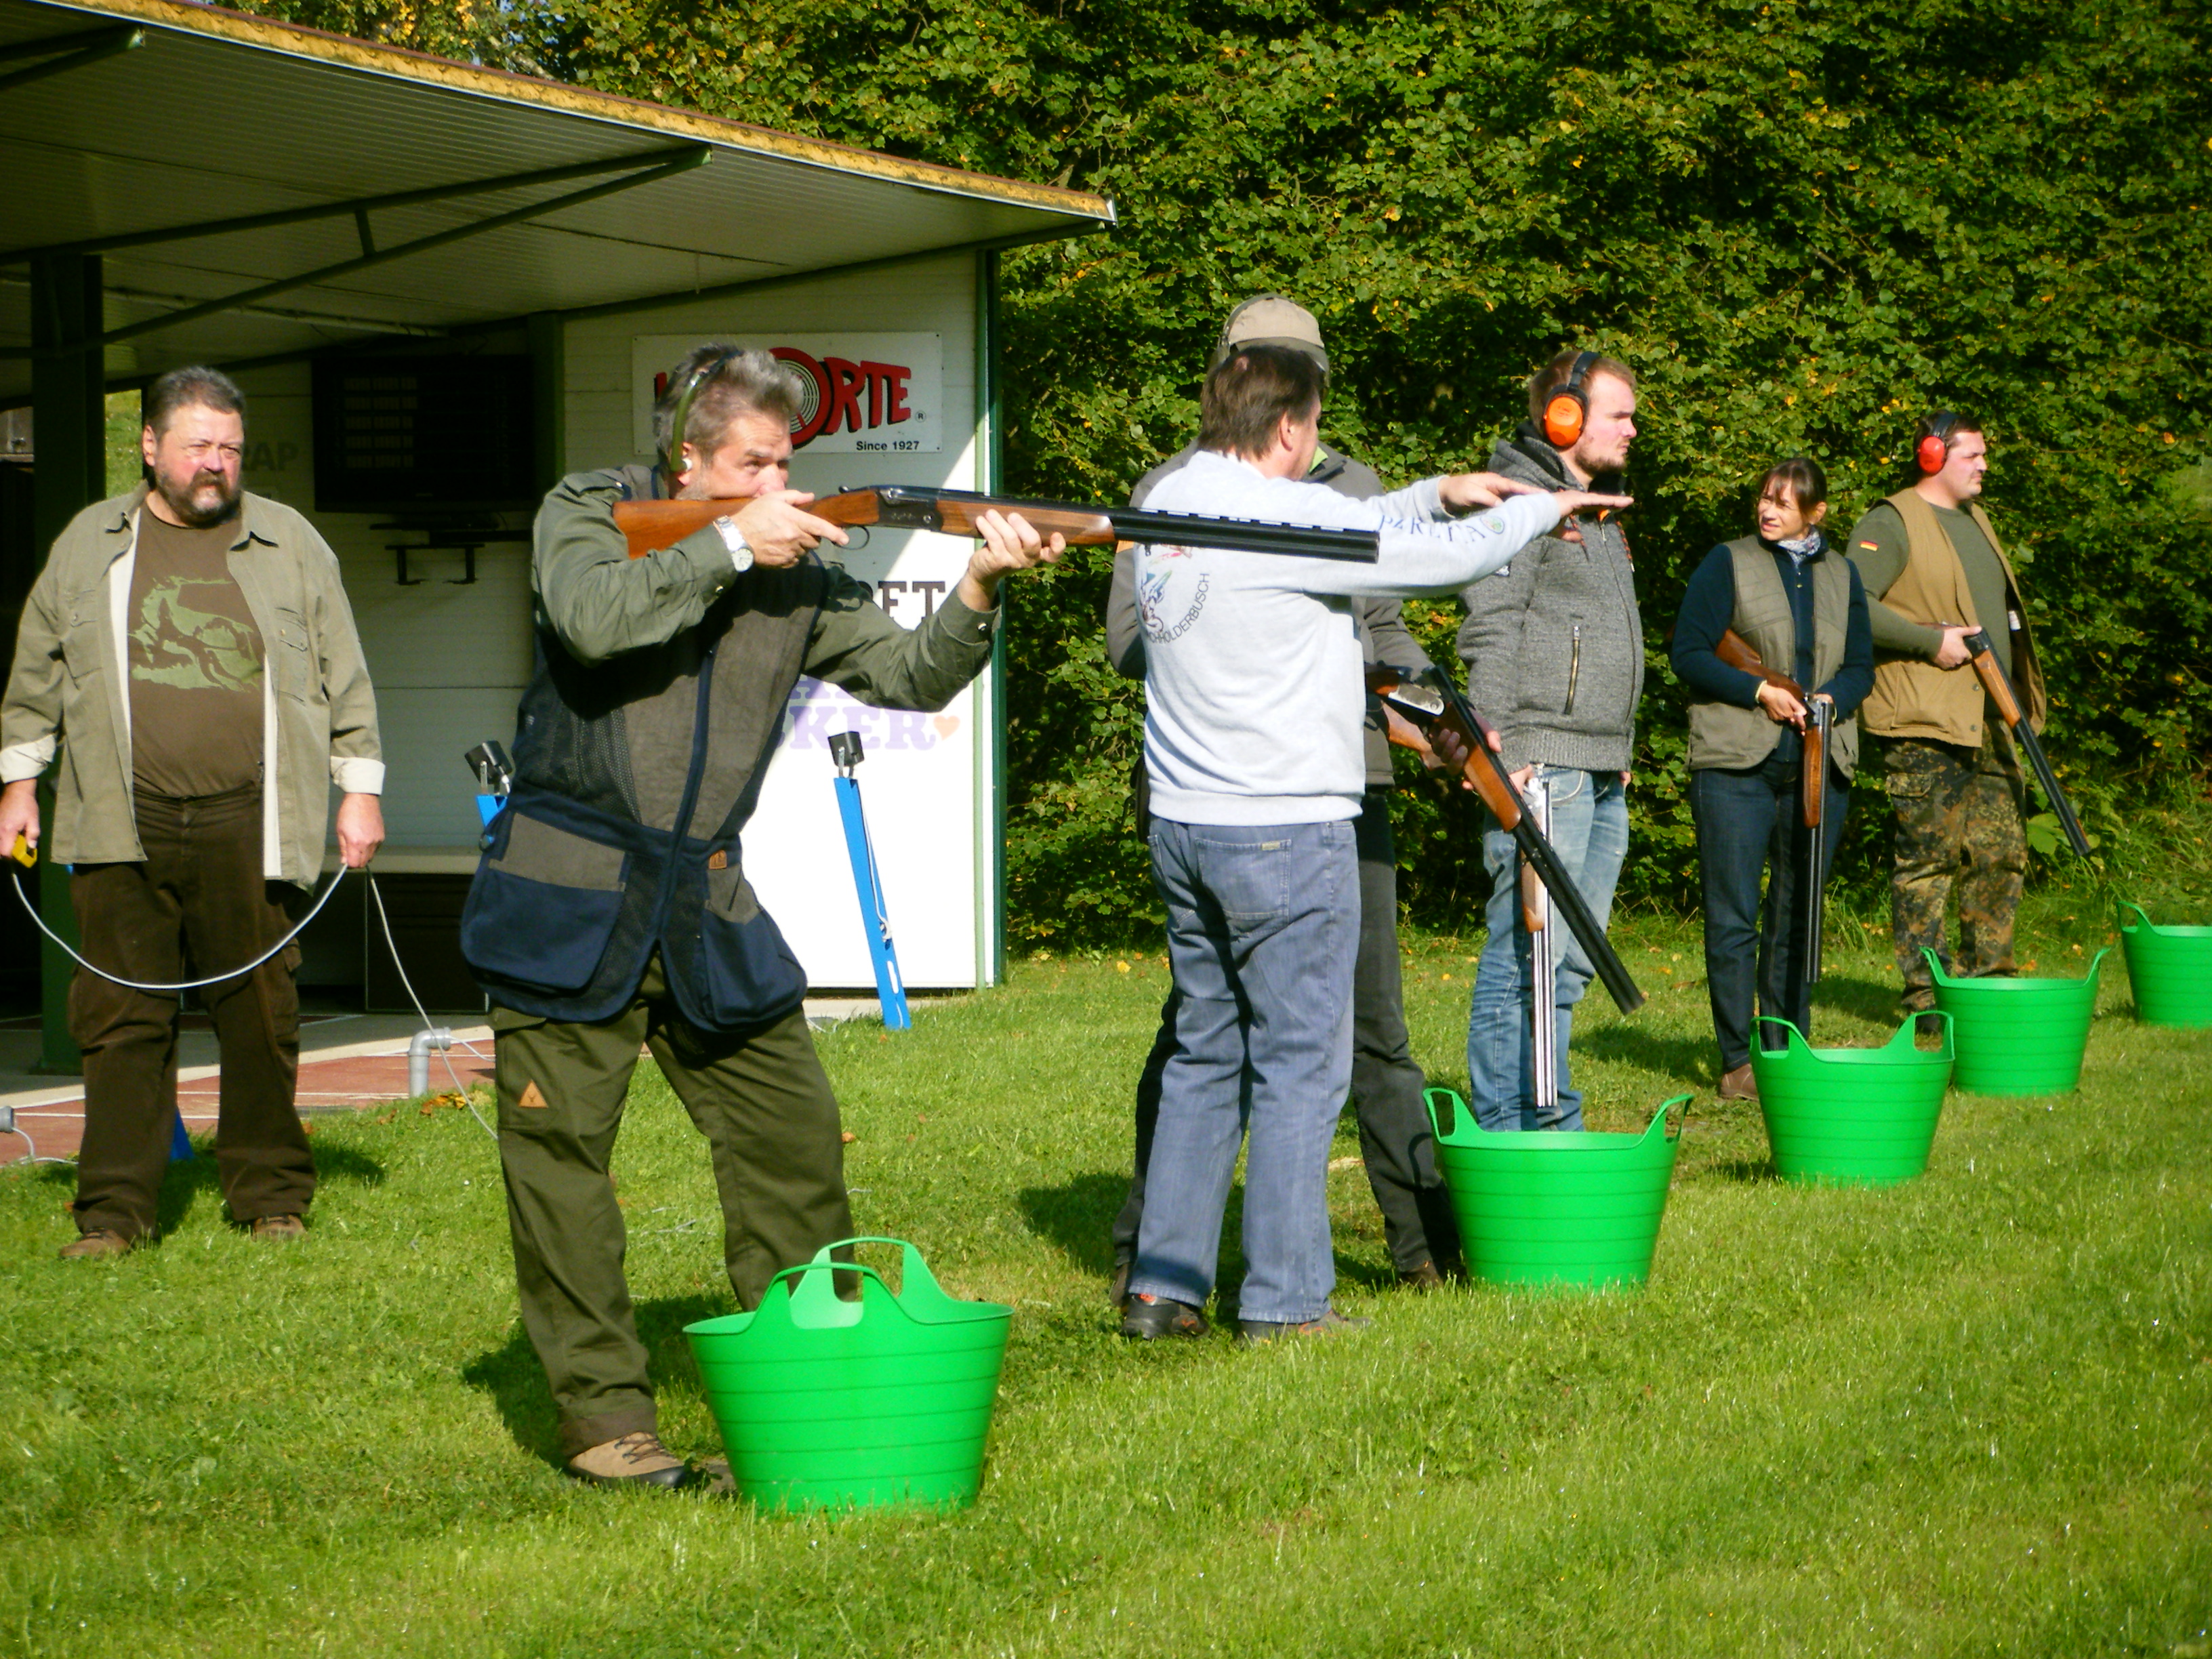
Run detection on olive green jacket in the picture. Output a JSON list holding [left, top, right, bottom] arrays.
[[0, 485, 382, 887]]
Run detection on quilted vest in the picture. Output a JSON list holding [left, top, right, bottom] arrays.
[[459, 470, 826, 1031], [1687, 538, 1860, 780]]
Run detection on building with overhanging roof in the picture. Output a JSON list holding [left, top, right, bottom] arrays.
[[0, 0, 1116, 1065]]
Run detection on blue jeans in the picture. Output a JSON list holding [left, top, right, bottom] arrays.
[[1465, 767, 1629, 1132], [1131, 818, 1358, 1324]]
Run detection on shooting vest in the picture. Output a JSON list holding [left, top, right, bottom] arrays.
[[1860, 489, 2046, 745], [1687, 537, 1861, 780], [459, 466, 823, 1030]]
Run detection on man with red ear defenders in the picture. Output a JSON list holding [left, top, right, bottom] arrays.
[[1455, 348, 1643, 1132], [1843, 411, 2047, 1023]]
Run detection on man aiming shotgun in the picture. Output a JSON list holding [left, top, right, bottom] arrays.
[[464, 342, 1063, 1490]]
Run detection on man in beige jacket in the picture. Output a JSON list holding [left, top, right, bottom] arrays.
[[1844, 410, 2046, 1021], [0, 367, 383, 1256]]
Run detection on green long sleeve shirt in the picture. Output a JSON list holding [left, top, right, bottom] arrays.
[[533, 468, 998, 714], [1843, 499, 2015, 682]]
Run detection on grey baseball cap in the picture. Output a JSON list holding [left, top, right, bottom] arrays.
[[1213, 294, 1329, 372]]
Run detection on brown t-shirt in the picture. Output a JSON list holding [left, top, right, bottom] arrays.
[[127, 512, 264, 798]]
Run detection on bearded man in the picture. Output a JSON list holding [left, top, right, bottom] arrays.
[[0, 366, 385, 1257]]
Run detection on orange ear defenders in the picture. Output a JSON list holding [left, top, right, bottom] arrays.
[[1541, 350, 1600, 450], [1915, 411, 1959, 476]]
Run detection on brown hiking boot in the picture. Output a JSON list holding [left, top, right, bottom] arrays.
[[60, 1229, 133, 1261], [565, 1431, 694, 1490], [1717, 1063, 1759, 1101], [251, 1214, 306, 1242], [1397, 1260, 1446, 1292]]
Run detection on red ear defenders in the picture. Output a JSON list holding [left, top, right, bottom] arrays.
[[1542, 350, 1600, 449], [1915, 411, 1959, 476]]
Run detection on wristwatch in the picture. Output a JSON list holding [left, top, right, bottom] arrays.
[[715, 516, 753, 573]]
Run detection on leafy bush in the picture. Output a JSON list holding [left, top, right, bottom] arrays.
[[253, 0, 2212, 942]]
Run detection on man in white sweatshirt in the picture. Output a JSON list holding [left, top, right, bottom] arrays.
[[1124, 344, 1628, 1344]]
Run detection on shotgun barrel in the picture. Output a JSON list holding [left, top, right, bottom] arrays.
[[1963, 628, 2091, 858], [1803, 697, 1830, 985]]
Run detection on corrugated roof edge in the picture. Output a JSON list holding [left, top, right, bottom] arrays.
[[28, 0, 1118, 223]]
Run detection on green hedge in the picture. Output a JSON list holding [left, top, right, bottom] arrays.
[[256, 0, 2212, 941]]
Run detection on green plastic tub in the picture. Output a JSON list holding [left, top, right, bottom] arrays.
[[1749, 1015, 1953, 1186], [1927, 947, 2106, 1097], [2118, 903, 2212, 1029], [684, 1237, 1011, 1513], [1423, 1090, 1688, 1290]]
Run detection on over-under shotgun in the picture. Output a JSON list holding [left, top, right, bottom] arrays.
[[1370, 665, 1645, 1015], [1713, 628, 1830, 983], [612, 485, 1382, 565], [1964, 628, 2091, 858]]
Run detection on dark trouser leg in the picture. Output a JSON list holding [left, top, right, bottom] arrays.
[[1763, 769, 1855, 1044], [1110, 988, 1179, 1267], [649, 999, 854, 1310], [176, 787, 310, 1224], [68, 831, 190, 1242], [1349, 794, 1456, 1273], [1692, 763, 1786, 1073], [1884, 737, 1976, 1012], [1955, 726, 2028, 979], [493, 991, 657, 1459]]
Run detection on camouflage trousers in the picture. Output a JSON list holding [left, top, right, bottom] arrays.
[[1880, 729, 2028, 1011]]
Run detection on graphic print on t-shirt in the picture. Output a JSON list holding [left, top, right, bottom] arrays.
[[131, 575, 264, 693], [126, 513, 266, 798]]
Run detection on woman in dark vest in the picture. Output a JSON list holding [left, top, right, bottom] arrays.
[[1671, 457, 1873, 1100]]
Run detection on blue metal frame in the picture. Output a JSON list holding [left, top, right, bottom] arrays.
[[832, 775, 911, 1030]]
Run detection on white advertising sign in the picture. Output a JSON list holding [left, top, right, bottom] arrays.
[[630, 333, 943, 456], [741, 562, 983, 991]]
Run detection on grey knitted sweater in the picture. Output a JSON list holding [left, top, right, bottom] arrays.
[[1454, 424, 1643, 773]]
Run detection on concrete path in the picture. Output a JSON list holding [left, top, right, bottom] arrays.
[[0, 998, 893, 1166]]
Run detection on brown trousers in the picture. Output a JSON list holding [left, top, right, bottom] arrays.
[[69, 785, 310, 1240]]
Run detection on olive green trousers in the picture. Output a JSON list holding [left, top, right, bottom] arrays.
[[493, 956, 851, 1458]]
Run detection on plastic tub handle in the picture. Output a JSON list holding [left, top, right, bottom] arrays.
[[1651, 1093, 1694, 1143], [1422, 1086, 1466, 1140], [1752, 1015, 1811, 1054], [1881, 1010, 1954, 1059], [2116, 899, 2154, 935]]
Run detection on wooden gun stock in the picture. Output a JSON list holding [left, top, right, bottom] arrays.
[[1963, 632, 2025, 728], [1715, 626, 1805, 699], [1715, 629, 1824, 828]]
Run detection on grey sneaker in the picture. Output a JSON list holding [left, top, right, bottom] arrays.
[[1235, 1306, 1371, 1347]]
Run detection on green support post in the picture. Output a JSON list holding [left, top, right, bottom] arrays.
[[28, 253, 105, 1073]]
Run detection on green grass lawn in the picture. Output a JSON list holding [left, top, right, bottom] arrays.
[[3, 899, 2208, 1656]]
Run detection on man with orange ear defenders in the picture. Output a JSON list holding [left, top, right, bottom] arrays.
[[1843, 411, 2046, 1024], [1455, 349, 1643, 1131]]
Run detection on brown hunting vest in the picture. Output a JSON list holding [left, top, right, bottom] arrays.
[[1860, 489, 2046, 745], [1687, 537, 1861, 780]]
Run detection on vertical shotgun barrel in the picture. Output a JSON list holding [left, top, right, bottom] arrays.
[[1963, 629, 2092, 858], [1803, 699, 1829, 986], [1527, 776, 1559, 1109]]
